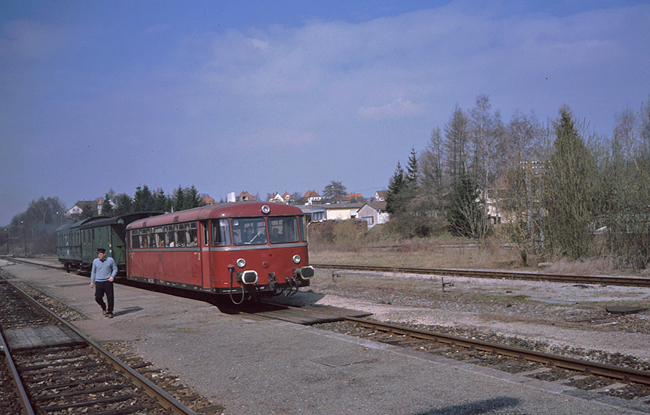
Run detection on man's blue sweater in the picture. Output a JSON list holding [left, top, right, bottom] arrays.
[[91, 257, 118, 283]]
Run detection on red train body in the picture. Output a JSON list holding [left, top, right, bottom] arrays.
[[125, 202, 313, 303]]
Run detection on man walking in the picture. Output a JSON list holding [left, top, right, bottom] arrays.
[[90, 248, 117, 318]]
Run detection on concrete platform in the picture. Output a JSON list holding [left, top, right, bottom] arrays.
[[2, 261, 648, 414]]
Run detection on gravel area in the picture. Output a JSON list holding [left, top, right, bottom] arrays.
[[275, 268, 650, 368]]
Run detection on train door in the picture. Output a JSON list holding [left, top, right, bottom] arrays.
[[199, 221, 211, 289]]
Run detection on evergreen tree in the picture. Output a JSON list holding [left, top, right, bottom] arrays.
[[182, 186, 203, 210], [133, 185, 155, 212], [172, 186, 185, 212], [542, 106, 597, 259], [153, 188, 170, 212], [114, 194, 133, 216], [447, 173, 489, 238], [385, 162, 405, 215], [102, 193, 114, 217], [406, 147, 418, 184]]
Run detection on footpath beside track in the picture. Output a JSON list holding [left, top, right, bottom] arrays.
[[0, 274, 197, 415], [312, 263, 650, 287]]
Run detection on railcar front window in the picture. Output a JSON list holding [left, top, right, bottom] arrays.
[[212, 219, 231, 246], [269, 217, 299, 243], [232, 218, 267, 245]]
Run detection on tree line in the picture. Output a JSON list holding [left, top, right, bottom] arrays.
[[98, 185, 204, 218], [385, 95, 650, 269], [1, 185, 206, 255]]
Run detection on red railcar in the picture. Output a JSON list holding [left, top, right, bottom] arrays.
[[125, 202, 313, 303]]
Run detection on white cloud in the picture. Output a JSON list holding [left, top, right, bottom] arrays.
[[358, 97, 421, 119]]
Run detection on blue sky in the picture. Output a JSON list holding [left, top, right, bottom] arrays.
[[1, 0, 649, 225]]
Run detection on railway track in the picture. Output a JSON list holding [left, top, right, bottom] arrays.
[[340, 317, 650, 386], [312, 263, 650, 287], [5, 257, 650, 288], [233, 301, 650, 398], [0, 275, 197, 415]]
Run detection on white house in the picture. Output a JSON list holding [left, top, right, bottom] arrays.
[[358, 202, 389, 228], [323, 203, 364, 220], [304, 190, 321, 205]]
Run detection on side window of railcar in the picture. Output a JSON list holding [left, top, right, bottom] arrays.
[[139, 230, 148, 248], [165, 225, 175, 247], [232, 218, 267, 245], [212, 219, 231, 246], [131, 230, 140, 249], [186, 223, 198, 247], [269, 217, 299, 243], [175, 224, 185, 247], [147, 228, 156, 247], [154, 227, 165, 247]]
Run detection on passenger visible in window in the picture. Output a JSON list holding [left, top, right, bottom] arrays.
[[243, 226, 254, 243], [271, 228, 283, 243], [187, 236, 198, 247]]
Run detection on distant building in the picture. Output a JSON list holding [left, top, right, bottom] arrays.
[[322, 203, 364, 220], [66, 200, 99, 217], [298, 205, 326, 222], [202, 194, 215, 205], [341, 193, 363, 203], [375, 190, 388, 202], [358, 201, 389, 229], [236, 191, 256, 202], [269, 193, 285, 203], [304, 190, 321, 205]]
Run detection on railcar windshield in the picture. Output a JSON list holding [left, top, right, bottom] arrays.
[[232, 218, 267, 245], [269, 217, 299, 243]]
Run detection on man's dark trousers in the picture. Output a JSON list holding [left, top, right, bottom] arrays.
[[94, 281, 114, 313]]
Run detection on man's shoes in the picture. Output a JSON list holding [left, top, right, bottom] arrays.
[[107, 313, 113, 318], [102, 309, 107, 316]]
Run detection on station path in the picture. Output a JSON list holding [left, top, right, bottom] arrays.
[[1, 259, 647, 415]]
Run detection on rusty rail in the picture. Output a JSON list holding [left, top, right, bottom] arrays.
[[312, 263, 650, 287]]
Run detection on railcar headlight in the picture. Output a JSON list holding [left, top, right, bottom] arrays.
[[239, 270, 258, 285], [293, 265, 314, 280], [261, 205, 271, 214], [293, 255, 301, 264], [236, 258, 246, 268], [301, 266, 314, 279]]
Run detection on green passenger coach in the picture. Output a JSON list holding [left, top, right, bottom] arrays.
[[57, 213, 161, 275]]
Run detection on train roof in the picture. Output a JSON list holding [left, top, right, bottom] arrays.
[[56, 216, 110, 232], [78, 212, 164, 230], [126, 202, 304, 230]]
